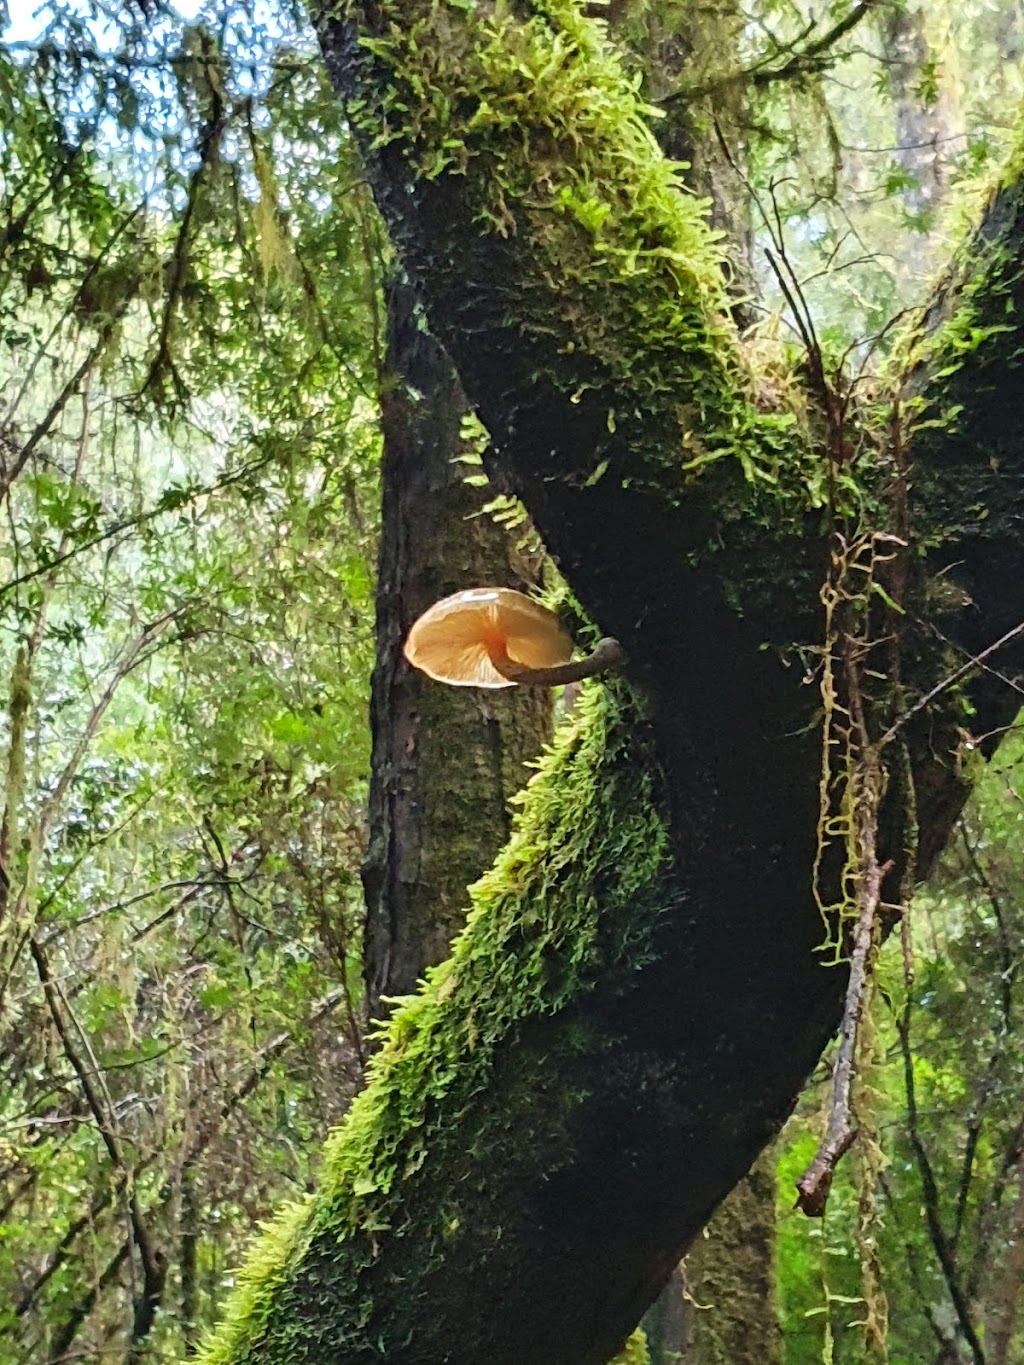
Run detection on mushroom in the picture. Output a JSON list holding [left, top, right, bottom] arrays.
[[403, 587, 625, 688]]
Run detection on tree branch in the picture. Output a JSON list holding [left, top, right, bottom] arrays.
[[660, 1, 878, 104], [896, 1000, 985, 1364]]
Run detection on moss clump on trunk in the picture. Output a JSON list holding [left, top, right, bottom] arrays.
[[322, 0, 842, 551]]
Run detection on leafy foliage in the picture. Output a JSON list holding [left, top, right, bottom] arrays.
[[0, 5, 380, 1358]]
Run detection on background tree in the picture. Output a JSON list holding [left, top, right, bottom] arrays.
[[363, 275, 551, 1018]]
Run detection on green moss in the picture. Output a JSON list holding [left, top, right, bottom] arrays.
[[895, 139, 1024, 556], [685, 1153, 782, 1364], [607, 1327, 651, 1364], [199, 679, 672, 1362], [346, 0, 853, 535]]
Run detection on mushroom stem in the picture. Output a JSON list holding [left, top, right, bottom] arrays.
[[488, 637, 626, 687]]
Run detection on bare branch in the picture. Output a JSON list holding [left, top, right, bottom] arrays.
[[660, 1, 878, 106]]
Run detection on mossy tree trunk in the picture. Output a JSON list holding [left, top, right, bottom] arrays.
[[199, 3, 1024, 1362], [681, 1151, 781, 1364], [615, 0, 755, 313], [640, 1152, 779, 1365], [369, 284, 649, 1362]]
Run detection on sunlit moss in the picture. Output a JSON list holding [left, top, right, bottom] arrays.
[[340, 0, 855, 540], [607, 1326, 651, 1364]]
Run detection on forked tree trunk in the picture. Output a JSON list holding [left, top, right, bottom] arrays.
[[198, 2, 1024, 1359]]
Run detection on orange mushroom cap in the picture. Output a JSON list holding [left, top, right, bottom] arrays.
[[403, 587, 573, 688]]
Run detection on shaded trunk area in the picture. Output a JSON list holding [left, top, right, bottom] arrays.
[[363, 278, 552, 1017]]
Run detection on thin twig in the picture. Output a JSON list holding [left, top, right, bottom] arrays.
[[660, 1, 877, 103], [797, 836, 894, 1215], [896, 994, 986, 1364], [878, 618, 1024, 749]]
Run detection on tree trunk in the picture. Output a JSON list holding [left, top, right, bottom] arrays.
[[199, 2, 1024, 1360], [181, 1160, 201, 1356], [620, 0, 755, 312], [981, 1156, 1024, 1365], [680, 1152, 781, 1365], [880, 0, 962, 225], [363, 277, 552, 1018], [629, 16, 774, 1349], [641, 1152, 779, 1365]]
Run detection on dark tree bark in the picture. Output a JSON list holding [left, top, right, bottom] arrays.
[[618, 0, 755, 311], [199, 4, 1024, 1363], [363, 277, 552, 1018], [625, 14, 775, 1350]]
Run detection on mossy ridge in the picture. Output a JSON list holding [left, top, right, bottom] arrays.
[[899, 171, 1024, 553], [608, 1327, 651, 1364], [198, 679, 674, 1363], [341, 0, 854, 531]]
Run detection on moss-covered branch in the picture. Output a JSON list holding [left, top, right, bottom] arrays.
[[317, 0, 825, 661], [201, 8, 1024, 1363], [201, 683, 684, 1363], [889, 132, 1024, 869]]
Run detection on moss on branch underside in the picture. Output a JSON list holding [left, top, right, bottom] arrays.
[[201, 683, 674, 1363], [905, 161, 1024, 563]]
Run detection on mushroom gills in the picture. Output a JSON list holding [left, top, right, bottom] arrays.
[[402, 587, 624, 688]]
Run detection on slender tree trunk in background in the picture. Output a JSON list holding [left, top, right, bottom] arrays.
[[880, 0, 961, 224], [981, 1155, 1024, 1365], [641, 1153, 780, 1364], [362, 275, 553, 1014], [681, 1152, 781, 1364], [181, 1159, 200, 1356]]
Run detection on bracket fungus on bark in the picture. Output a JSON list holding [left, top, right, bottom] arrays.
[[403, 587, 625, 688]]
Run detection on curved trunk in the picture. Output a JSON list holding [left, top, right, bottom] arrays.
[[200, 3, 1024, 1361]]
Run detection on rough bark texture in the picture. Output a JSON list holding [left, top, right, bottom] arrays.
[[642, 1152, 780, 1364], [198, 4, 1024, 1363], [363, 278, 552, 1018], [681, 1151, 782, 1364], [628, 13, 772, 1345], [616, 0, 755, 311]]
